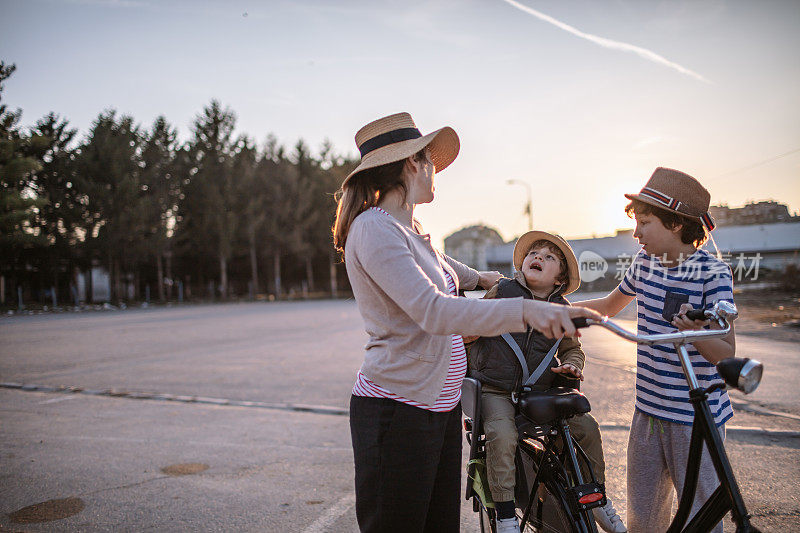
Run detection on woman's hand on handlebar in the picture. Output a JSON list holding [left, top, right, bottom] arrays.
[[671, 303, 710, 331], [477, 270, 503, 289], [522, 300, 602, 339]]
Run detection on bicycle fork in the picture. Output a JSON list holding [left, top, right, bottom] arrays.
[[667, 344, 761, 533]]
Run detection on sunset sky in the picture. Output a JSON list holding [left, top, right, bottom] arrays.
[[2, 0, 798, 248]]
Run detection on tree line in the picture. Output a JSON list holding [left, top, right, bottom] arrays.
[[0, 62, 357, 307]]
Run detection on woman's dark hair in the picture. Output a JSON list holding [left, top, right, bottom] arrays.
[[625, 199, 707, 247], [332, 149, 427, 256]]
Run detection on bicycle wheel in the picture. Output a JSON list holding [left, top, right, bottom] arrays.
[[516, 446, 596, 533], [518, 478, 584, 533]]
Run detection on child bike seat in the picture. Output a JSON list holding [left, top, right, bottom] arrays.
[[518, 386, 590, 425]]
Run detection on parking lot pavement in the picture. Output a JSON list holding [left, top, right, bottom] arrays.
[[0, 389, 359, 532], [2, 300, 799, 531]]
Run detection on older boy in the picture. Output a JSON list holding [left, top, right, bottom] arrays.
[[467, 231, 625, 533], [577, 167, 735, 532]]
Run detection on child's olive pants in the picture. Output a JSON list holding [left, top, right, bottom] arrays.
[[482, 389, 607, 503]]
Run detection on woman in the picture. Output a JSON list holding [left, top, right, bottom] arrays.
[[333, 112, 598, 532]]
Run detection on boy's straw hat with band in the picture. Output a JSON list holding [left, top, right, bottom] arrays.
[[343, 112, 460, 187], [513, 230, 581, 295], [625, 167, 716, 230]]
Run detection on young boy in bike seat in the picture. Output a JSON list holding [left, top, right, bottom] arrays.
[[576, 168, 736, 533], [465, 230, 626, 533]]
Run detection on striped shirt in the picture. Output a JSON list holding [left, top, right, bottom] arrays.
[[352, 207, 466, 412], [618, 248, 735, 426]]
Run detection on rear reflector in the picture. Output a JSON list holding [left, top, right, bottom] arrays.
[[578, 493, 604, 504]]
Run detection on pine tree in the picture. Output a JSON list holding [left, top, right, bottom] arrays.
[[27, 113, 82, 297], [75, 110, 144, 301], [0, 62, 49, 300], [231, 134, 262, 297], [141, 116, 179, 301], [178, 100, 238, 298]]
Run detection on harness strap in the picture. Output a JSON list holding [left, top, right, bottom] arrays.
[[524, 338, 562, 387], [499, 334, 564, 388], [500, 333, 529, 382]]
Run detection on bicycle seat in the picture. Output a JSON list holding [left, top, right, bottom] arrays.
[[518, 387, 590, 424]]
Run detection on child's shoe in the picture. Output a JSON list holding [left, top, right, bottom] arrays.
[[593, 498, 627, 532], [496, 515, 520, 533]]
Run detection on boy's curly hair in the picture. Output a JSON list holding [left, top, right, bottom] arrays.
[[625, 199, 708, 247]]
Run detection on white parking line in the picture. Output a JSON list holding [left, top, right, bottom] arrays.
[[302, 493, 356, 533], [38, 395, 76, 404]]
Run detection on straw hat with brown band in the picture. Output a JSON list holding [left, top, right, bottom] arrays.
[[513, 230, 581, 295], [343, 112, 460, 187], [625, 167, 716, 231]]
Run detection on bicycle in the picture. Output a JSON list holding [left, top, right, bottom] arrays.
[[463, 299, 763, 532], [574, 300, 763, 532], [463, 371, 606, 532]]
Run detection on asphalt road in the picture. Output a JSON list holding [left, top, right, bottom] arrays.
[[1, 301, 798, 531]]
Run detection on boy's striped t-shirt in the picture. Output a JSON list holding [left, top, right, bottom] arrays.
[[618, 248, 735, 426]]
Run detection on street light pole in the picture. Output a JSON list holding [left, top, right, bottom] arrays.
[[506, 179, 533, 231]]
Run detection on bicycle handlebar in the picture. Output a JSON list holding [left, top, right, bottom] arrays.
[[572, 300, 763, 394], [571, 317, 589, 329], [572, 300, 738, 347], [571, 309, 709, 335], [577, 315, 731, 346], [685, 308, 708, 321]]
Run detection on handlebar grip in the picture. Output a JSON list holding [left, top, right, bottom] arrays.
[[685, 309, 708, 321], [571, 317, 589, 329]]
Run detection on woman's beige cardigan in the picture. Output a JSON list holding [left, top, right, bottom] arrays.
[[345, 209, 525, 406]]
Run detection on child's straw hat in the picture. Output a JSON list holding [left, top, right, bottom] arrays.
[[343, 112, 460, 187], [513, 230, 581, 295]]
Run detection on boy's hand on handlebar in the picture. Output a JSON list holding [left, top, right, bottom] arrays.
[[551, 363, 584, 380], [477, 270, 503, 289], [671, 303, 709, 331]]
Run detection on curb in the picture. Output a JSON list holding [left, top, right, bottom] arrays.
[[729, 400, 800, 421], [4, 382, 799, 438], [591, 359, 800, 422], [0, 382, 349, 417], [599, 423, 800, 438]]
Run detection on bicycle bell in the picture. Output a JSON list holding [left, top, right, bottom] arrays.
[[712, 300, 739, 322]]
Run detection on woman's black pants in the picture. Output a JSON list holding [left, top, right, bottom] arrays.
[[349, 395, 462, 533]]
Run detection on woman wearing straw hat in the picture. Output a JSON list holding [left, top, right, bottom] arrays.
[[333, 112, 599, 532]]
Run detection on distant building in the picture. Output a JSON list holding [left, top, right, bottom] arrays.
[[444, 225, 504, 271], [447, 221, 800, 290], [483, 229, 642, 281], [709, 200, 798, 226]]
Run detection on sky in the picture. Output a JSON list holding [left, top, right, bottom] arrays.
[[2, 0, 799, 248]]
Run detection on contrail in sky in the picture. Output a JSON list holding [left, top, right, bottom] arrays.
[[501, 0, 711, 83]]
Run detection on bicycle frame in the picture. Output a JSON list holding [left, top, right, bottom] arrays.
[[584, 304, 761, 532]]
